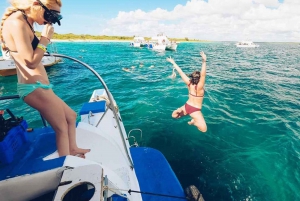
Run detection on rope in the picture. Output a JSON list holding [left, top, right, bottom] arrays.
[[92, 94, 119, 113], [106, 187, 187, 200], [103, 186, 128, 199], [129, 189, 187, 200]]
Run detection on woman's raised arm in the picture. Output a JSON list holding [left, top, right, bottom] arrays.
[[198, 51, 206, 88], [166, 57, 190, 84]]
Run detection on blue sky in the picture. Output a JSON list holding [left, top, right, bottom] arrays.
[[59, 0, 189, 35], [0, 0, 298, 42], [1, 0, 189, 34]]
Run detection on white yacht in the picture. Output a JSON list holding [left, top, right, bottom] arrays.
[[130, 36, 146, 47], [147, 41, 166, 51], [166, 41, 178, 51], [236, 41, 259, 48], [148, 33, 178, 51]]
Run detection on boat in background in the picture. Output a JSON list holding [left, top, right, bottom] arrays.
[[148, 33, 178, 51], [130, 36, 146, 47], [0, 43, 61, 76], [147, 42, 167, 51], [0, 53, 204, 201], [236, 41, 259, 48], [166, 41, 178, 51]]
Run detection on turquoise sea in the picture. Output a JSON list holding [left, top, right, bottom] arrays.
[[1, 42, 299, 201]]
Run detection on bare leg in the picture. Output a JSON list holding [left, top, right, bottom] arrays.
[[190, 112, 207, 132], [25, 89, 90, 156], [61, 101, 90, 155], [24, 89, 70, 156]]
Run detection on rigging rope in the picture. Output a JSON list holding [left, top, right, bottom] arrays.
[[93, 94, 119, 113], [106, 187, 187, 200]]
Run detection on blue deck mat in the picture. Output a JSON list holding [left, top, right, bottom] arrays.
[[0, 126, 65, 181], [130, 147, 187, 201]]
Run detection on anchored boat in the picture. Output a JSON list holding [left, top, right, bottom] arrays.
[[130, 37, 147, 47], [235, 41, 259, 48], [0, 54, 204, 201], [147, 33, 178, 51]]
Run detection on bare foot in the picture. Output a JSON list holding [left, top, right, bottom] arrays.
[[74, 153, 85, 159], [71, 148, 91, 155], [188, 119, 195, 125]]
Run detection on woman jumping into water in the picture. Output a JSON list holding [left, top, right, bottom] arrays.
[[166, 51, 207, 132]]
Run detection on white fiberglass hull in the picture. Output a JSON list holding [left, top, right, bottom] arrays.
[[166, 43, 178, 51], [0, 168, 64, 201], [133, 43, 141, 47], [0, 56, 61, 76], [152, 44, 166, 51], [236, 44, 259, 48]]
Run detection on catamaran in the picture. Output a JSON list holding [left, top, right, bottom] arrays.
[[0, 53, 204, 201]]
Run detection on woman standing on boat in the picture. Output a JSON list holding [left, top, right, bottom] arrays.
[[166, 51, 207, 132], [0, 0, 89, 157]]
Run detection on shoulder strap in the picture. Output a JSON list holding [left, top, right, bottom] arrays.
[[18, 10, 35, 33]]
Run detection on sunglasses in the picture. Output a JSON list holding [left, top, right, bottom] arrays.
[[37, 0, 63, 26]]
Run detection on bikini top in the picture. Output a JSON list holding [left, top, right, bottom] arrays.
[[188, 82, 204, 97], [3, 10, 39, 53]]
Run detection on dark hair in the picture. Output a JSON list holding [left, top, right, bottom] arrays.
[[189, 71, 200, 85]]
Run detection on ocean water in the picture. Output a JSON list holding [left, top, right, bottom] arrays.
[[1, 42, 299, 201]]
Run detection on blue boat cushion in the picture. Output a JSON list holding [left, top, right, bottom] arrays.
[[0, 126, 66, 181], [79, 101, 106, 115], [130, 147, 187, 201]]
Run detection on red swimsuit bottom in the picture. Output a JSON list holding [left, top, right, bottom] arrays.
[[185, 103, 201, 114]]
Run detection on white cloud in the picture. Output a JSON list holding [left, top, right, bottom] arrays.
[[100, 0, 300, 42], [253, 0, 280, 7]]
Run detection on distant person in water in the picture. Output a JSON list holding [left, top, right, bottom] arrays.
[[166, 51, 207, 132], [122, 67, 131, 72]]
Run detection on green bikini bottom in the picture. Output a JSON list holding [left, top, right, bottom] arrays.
[[17, 81, 53, 100]]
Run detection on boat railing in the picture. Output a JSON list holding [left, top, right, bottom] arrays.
[[127, 128, 143, 147], [0, 53, 134, 169]]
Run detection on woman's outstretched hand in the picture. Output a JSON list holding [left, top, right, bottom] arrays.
[[200, 51, 207, 62], [166, 56, 176, 65]]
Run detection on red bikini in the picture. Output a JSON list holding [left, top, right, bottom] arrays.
[[185, 82, 204, 114], [185, 103, 201, 114]]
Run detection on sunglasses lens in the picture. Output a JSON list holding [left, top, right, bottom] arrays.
[[44, 11, 62, 25], [44, 12, 50, 21], [38, 0, 62, 25], [57, 14, 63, 20]]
